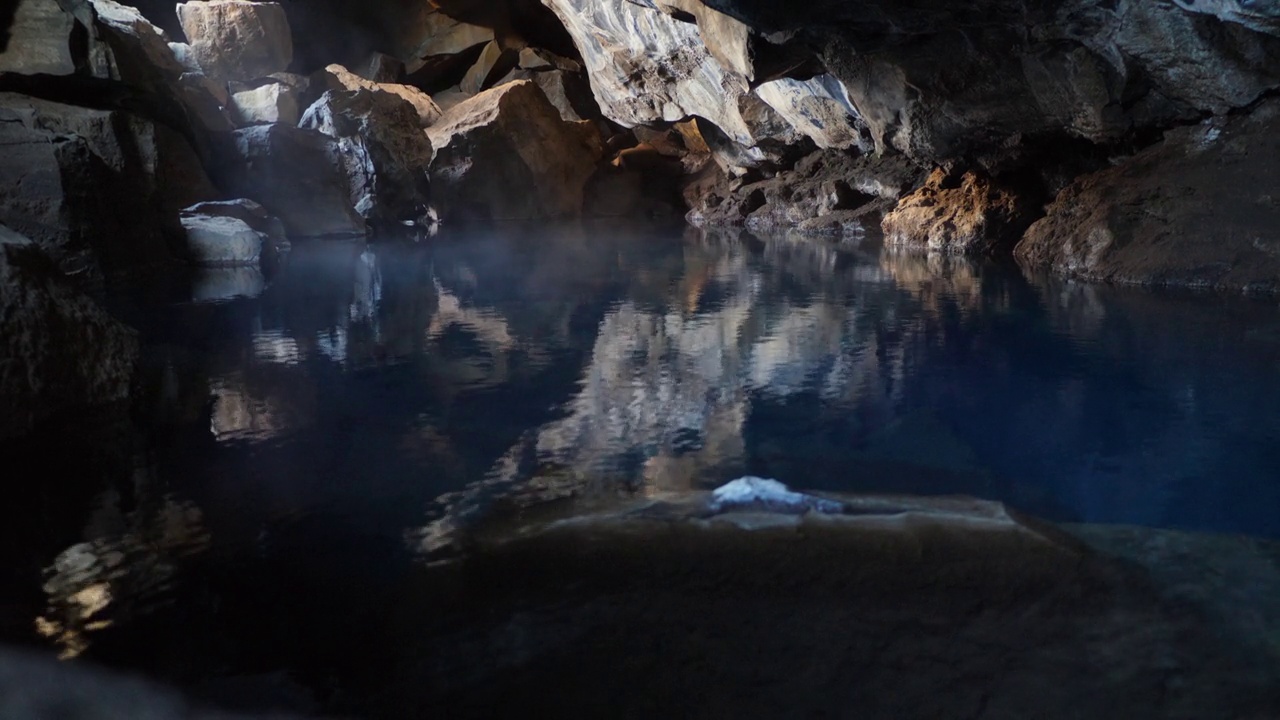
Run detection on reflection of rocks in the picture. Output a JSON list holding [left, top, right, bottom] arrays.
[[1, 227, 138, 438], [191, 267, 266, 303], [37, 490, 210, 660]]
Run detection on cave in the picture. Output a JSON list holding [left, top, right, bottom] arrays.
[[2, 0, 1280, 717]]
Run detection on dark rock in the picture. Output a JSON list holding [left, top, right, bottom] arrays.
[[0, 226, 137, 439], [882, 167, 1037, 255], [300, 89, 435, 225], [427, 80, 603, 221], [175, 0, 292, 81], [211, 123, 366, 237], [355, 52, 405, 83], [0, 92, 216, 280], [1014, 100, 1280, 292]]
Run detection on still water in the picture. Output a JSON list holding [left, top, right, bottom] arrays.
[[3, 223, 1280, 711]]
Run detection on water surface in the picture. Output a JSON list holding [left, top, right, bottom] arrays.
[[3, 223, 1280, 710]]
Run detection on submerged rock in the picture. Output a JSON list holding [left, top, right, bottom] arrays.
[[1015, 100, 1280, 292], [882, 168, 1036, 255], [176, 0, 293, 81], [211, 124, 366, 238], [427, 80, 603, 221], [0, 227, 137, 438], [300, 89, 434, 225]]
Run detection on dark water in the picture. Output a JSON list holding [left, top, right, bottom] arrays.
[[3, 223, 1280, 711]]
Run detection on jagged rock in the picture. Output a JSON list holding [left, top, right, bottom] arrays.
[[355, 52, 405, 83], [0, 0, 78, 74], [754, 75, 868, 151], [398, 7, 496, 64], [530, 69, 600, 122], [211, 124, 366, 237], [169, 41, 201, 73], [882, 168, 1036, 255], [1014, 100, 1280, 293], [540, 0, 756, 143], [432, 86, 473, 113], [518, 47, 581, 73], [176, 72, 235, 132], [0, 227, 138, 438], [300, 89, 434, 224], [176, 0, 293, 81], [179, 214, 264, 266], [686, 149, 921, 234], [460, 40, 517, 95], [0, 93, 216, 280], [427, 80, 603, 221], [312, 64, 443, 127], [229, 82, 299, 126]]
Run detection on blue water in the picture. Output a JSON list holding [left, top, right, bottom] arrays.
[[5, 222, 1280, 690], [115, 224, 1280, 539]]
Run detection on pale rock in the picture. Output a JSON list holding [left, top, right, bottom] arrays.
[[229, 82, 299, 126], [176, 0, 293, 81], [179, 214, 264, 267]]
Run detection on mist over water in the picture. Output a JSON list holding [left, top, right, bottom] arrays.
[[3, 222, 1280, 704]]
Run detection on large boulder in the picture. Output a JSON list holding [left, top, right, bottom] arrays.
[[175, 0, 293, 81], [179, 214, 264, 267], [427, 80, 603, 221], [0, 226, 138, 439], [229, 82, 300, 126], [211, 124, 366, 237], [1014, 100, 1280, 292], [882, 168, 1036, 255], [300, 89, 435, 225], [0, 93, 216, 280], [311, 64, 443, 128], [0, 0, 79, 74]]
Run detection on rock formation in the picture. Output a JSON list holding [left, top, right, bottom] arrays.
[[427, 80, 603, 221]]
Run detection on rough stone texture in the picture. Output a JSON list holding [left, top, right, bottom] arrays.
[[179, 214, 264, 267], [460, 40, 516, 95], [397, 7, 495, 65], [0, 0, 78, 75], [229, 82, 299, 126], [211, 124, 366, 237], [0, 93, 216, 280], [0, 226, 137, 439], [881, 168, 1036, 255], [427, 80, 603, 221], [300, 89, 435, 225], [169, 41, 201, 72], [87, 0, 188, 95], [177, 71, 235, 132], [183, 198, 286, 242], [754, 75, 869, 151], [529, 69, 600, 122], [355, 51, 405, 83], [686, 149, 922, 235], [540, 0, 756, 143], [312, 64, 443, 128], [176, 0, 293, 81], [1014, 100, 1280, 292]]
